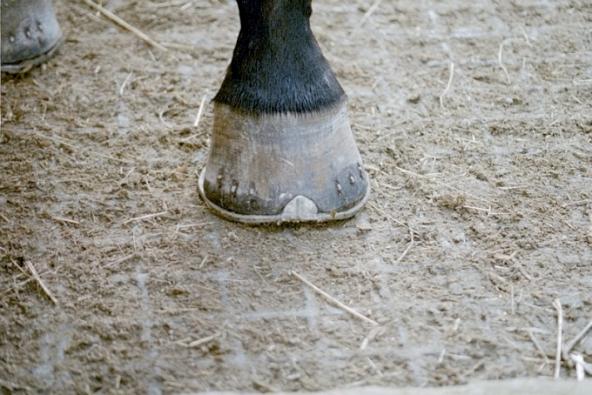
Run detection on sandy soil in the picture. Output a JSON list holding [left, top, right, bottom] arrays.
[[1, 0, 591, 393]]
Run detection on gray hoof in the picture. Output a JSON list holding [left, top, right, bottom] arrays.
[[1, 0, 63, 73], [198, 101, 370, 224]]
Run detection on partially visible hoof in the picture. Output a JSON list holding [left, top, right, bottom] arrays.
[[1, 0, 63, 74], [198, 101, 370, 224]]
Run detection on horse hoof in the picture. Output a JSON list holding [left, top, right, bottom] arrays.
[[198, 100, 370, 224], [1, 0, 63, 74]]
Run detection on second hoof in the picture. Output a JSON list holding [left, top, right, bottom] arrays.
[[1, 0, 63, 73]]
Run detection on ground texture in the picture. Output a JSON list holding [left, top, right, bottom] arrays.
[[1, 0, 591, 393]]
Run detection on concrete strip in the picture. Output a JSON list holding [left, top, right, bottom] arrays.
[[190, 378, 591, 395]]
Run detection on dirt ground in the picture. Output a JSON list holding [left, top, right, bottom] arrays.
[[1, 0, 591, 393]]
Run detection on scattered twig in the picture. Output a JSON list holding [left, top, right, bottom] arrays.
[[150, 0, 191, 9], [193, 95, 207, 127], [52, 216, 80, 225], [564, 320, 592, 358], [360, 326, 385, 350], [291, 271, 378, 326], [187, 333, 218, 348], [375, 179, 402, 193], [494, 251, 517, 261], [104, 253, 137, 268], [520, 26, 532, 47], [462, 205, 506, 216], [465, 360, 485, 376], [498, 39, 511, 84], [572, 354, 592, 376], [527, 329, 550, 366], [193, 283, 219, 293], [356, 0, 384, 30], [160, 41, 196, 51], [123, 210, 168, 225], [199, 254, 209, 269], [367, 357, 383, 377], [25, 261, 58, 305], [10, 258, 29, 277], [174, 222, 212, 231], [0, 271, 51, 298], [570, 353, 586, 381], [82, 0, 167, 51], [439, 61, 455, 108], [517, 265, 533, 281], [394, 231, 415, 264], [552, 299, 563, 379], [437, 348, 446, 364], [507, 326, 549, 335], [588, 208, 592, 243], [158, 108, 172, 128], [119, 72, 133, 96], [252, 378, 279, 393], [498, 185, 529, 190]]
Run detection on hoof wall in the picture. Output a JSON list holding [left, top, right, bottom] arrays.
[[198, 101, 370, 224]]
